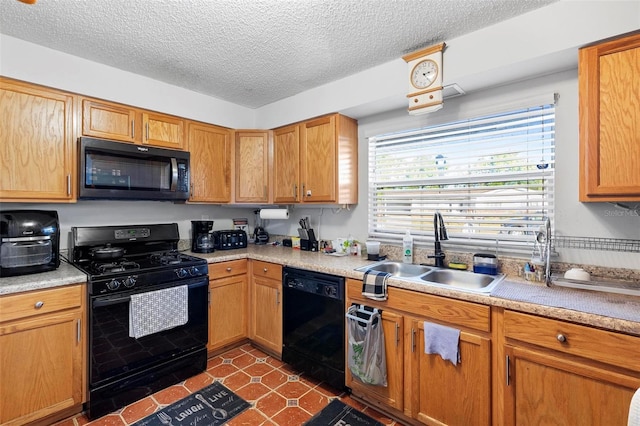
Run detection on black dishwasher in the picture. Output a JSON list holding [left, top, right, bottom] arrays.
[[282, 267, 345, 390]]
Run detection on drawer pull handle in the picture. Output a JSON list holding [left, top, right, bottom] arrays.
[[557, 333, 567, 343], [226, 267, 232, 272], [35, 301, 44, 309]]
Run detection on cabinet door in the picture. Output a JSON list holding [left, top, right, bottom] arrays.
[[504, 346, 639, 426], [579, 33, 640, 201], [209, 273, 248, 351], [410, 319, 491, 426], [346, 309, 404, 412], [188, 122, 231, 203], [142, 112, 185, 150], [0, 310, 83, 425], [0, 80, 74, 201], [251, 275, 282, 356], [81, 98, 139, 143], [273, 124, 300, 204], [300, 115, 336, 203], [234, 130, 270, 203]]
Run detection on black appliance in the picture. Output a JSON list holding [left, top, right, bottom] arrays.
[[213, 229, 248, 250], [69, 223, 208, 420], [282, 267, 346, 390], [78, 137, 190, 201], [253, 226, 269, 244], [191, 220, 215, 253], [0, 210, 60, 277]]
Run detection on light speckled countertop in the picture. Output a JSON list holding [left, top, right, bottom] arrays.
[[2, 245, 639, 336]]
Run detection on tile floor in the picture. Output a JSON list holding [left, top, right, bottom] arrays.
[[55, 344, 403, 426]]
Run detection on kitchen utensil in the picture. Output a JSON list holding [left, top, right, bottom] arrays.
[[89, 244, 125, 259]]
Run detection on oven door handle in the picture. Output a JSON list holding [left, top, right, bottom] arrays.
[[93, 295, 131, 308]]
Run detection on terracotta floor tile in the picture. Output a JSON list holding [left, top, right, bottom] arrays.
[[275, 380, 313, 399], [151, 384, 190, 405], [120, 397, 158, 424], [183, 371, 215, 392], [266, 357, 285, 368], [232, 352, 257, 369], [52, 418, 75, 426], [246, 347, 269, 358], [206, 355, 224, 369], [243, 361, 276, 377], [340, 394, 368, 411], [261, 369, 289, 389], [223, 370, 252, 390], [235, 382, 272, 401], [271, 406, 313, 426], [298, 389, 331, 414], [225, 407, 268, 425], [85, 414, 126, 426], [255, 391, 287, 418], [221, 347, 246, 359], [207, 362, 240, 379], [362, 406, 397, 425]]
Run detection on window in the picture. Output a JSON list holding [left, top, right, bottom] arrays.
[[368, 99, 555, 255]]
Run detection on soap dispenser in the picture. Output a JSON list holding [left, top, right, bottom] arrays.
[[403, 231, 413, 263]]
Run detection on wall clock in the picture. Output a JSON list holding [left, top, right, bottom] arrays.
[[402, 42, 445, 115]]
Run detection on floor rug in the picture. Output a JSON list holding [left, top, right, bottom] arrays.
[[304, 399, 384, 426], [131, 381, 250, 426]]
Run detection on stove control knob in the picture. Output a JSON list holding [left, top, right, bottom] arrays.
[[123, 276, 137, 288], [107, 279, 121, 291], [188, 266, 199, 276], [176, 268, 188, 278]]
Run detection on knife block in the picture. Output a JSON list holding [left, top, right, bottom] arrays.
[[300, 239, 319, 252]]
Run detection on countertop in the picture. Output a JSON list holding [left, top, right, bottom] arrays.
[[2, 244, 640, 336]]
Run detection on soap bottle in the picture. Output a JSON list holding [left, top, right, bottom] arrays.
[[402, 231, 413, 263]]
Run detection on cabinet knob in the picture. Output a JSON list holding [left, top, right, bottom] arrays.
[[263, 268, 268, 272], [226, 267, 232, 272], [557, 333, 567, 343], [34, 301, 44, 309]]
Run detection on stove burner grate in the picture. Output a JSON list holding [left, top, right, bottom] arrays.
[[92, 261, 141, 274], [150, 251, 183, 265]]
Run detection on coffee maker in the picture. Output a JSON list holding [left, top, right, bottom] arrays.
[[191, 220, 215, 253]]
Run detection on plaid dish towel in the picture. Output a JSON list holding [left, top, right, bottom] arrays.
[[129, 285, 189, 339], [362, 270, 390, 301]]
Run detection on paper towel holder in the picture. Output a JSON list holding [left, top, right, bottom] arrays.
[[259, 208, 290, 220]]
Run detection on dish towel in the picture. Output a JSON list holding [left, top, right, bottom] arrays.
[[129, 285, 189, 339], [362, 270, 390, 301], [629, 388, 640, 425], [423, 321, 461, 365]]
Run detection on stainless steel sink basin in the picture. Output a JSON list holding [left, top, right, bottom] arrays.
[[355, 261, 504, 293], [419, 269, 505, 293], [355, 261, 432, 277]]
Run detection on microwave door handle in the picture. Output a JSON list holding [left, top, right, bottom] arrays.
[[170, 158, 178, 192]]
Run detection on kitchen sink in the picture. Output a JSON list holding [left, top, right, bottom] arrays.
[[419, 268, 505, 293], [355, 261, 432, 277], [355, 261, 504, 294]]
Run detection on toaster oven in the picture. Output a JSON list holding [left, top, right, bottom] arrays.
[[213, 230, 248, 250], [0, 210, 60, 277]]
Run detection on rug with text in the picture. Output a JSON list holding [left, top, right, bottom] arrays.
[[304, 399, 384, 426]]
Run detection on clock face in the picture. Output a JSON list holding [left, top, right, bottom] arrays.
[[411, 59, 438, 89]]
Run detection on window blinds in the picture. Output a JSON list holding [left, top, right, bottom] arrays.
[[368, 100, 555, 254]]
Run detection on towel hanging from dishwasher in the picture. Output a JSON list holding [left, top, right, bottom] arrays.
[[346, 304, 387, 387]]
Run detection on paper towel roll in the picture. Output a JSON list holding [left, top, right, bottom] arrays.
[[259, 208, 289, 220]]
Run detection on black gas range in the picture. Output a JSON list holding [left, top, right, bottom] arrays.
[[69, 223, 209, 419]]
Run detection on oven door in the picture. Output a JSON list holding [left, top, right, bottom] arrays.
[[89, 277, 208, 388]]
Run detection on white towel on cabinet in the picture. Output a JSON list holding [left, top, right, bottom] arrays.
[[423, 321, 461, 365], [129, 285, 189, 339], [628, 387, 640, 425]]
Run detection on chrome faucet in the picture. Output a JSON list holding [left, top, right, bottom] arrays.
[[428, 212, 449, 267], [543, 217, 552, 286]]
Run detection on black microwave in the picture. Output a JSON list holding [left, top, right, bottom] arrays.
[[79, 137, 190, 201]]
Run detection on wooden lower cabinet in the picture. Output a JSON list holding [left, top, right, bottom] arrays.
[[0, 284, 85, 426], [346, 279, 491, 425], [410, 319, 491, 425], [249, 260, 282, 356], [500, 309, 640, 426], [208, 260, 248, 352]]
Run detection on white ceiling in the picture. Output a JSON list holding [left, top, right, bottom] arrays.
[[1, 0, 557, 109]]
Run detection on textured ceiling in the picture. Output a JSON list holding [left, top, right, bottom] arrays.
[[1, 0, 557, 108]]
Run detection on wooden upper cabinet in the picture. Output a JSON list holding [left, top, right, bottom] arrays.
[[142, 111, 185, 150], [300, 113, 358, 204], [273, 124, 300, 203], [0, 78, 75, 202], [234, 130, 270, 203], [579, 32, 640, 202], [82, 99, 139, 143], [187, 122, 232, 203]]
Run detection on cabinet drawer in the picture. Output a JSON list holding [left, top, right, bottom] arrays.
[[209, 259, 248, 279], [0, 285, 83, 323], [252, 260, 282, 281], [504, 310, 640, 372]]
